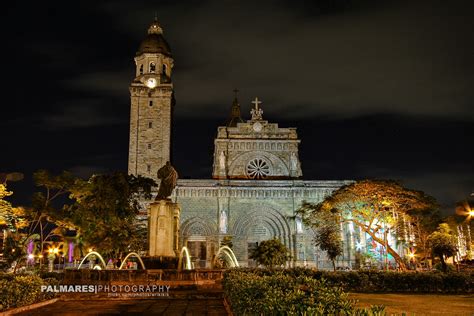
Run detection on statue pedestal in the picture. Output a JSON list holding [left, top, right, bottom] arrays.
[[148, 200, 180, 257]]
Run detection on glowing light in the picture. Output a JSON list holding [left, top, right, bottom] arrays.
[[88, 248, 93, 253], [28, 254, 34, 259], [53, 247, 59, 254], [355, 241, 364, 251], [146, 78, 157, 88], [48, 248, 53, 254], [39, 254, 43, 258], [469, 210, 474, 217], [68, 242, 74, 263]]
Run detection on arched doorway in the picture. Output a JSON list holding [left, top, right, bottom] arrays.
[[230, 206, 291, 267], [180, 217, 215, 268]]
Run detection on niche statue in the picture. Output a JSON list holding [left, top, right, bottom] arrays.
[[155, 161, 178, 200]]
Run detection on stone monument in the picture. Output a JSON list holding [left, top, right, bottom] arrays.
[[148, 161, 181, 257]]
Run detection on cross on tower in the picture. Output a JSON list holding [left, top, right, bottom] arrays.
[[250, 97, 263, 120], [233, 88, 239, 98]]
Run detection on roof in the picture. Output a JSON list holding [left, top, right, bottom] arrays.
[[137, 20, 172, 56]]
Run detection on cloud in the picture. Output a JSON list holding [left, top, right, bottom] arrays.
[[40, 99, 126, 129], [100, 0, 474, 120]]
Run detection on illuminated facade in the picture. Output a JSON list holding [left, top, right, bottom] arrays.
[[129, 19, 404, 268]]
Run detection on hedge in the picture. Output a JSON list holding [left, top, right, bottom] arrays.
[[223, 270, 386, 315], [0, 274, 58, 311], [227, 268, 474, 293]]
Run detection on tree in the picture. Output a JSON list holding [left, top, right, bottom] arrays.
[[298, 180, 437, 271], [299, 207, 343, 271], [0, 183, 21, 231], [67, 172, 155, 257], [315, 224, 343, 271], [20, 170, 79, 257], [428, 223, 458, 272], [404, 208, 441, 266], [249, 238, 290, 268]]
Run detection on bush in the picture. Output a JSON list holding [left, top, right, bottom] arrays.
[[223, 269, 385, 315], [0, 274, 58, 311], [225, 268, 474, 293]]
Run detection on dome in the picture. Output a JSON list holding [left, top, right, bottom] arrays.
[[137, 33, 172, 56], [136, 19, 172, 56]]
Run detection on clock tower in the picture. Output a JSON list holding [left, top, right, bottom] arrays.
[[128, 18, 174, 182]]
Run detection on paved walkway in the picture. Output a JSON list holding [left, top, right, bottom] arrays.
[[16, 296, 229, 315]]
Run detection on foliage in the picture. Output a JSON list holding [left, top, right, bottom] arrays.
[[0, 274, 58, 311], [0, 184, 27, 231], [404, 208, 441, 264], [298, 180, 437, 271], [2, 235, 26, 269], [428, 223, 458, 272], [309, 208, 343, 271], [227, 268, 474, 294], [249, 238, 291, 268], [223, 269, 386, 315], [67, 172, 156, 257]]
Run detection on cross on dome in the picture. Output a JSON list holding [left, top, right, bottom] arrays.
[[251, 97, 263, 120]]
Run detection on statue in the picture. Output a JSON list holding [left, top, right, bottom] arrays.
[[219, 209, 228, 233], [296, 216, 303, 233], [290, 152, 299, 172], [155, 161, 178, 200], [219, 151, 226, 171]]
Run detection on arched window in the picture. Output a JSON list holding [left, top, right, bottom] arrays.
[[148, 122, 153, 128], [162, 64, 167, 75], [149, 62, 156, 73], [149, 100, 153, 107], [139, 64, 144, 75], [148, 144, 152, 149]]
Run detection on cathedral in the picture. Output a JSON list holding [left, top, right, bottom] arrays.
[[128, 19, 397, 269]]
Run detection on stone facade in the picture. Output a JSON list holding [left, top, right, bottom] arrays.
[[173, 179, 354, 268], [128, 20, 174, 183], [213, 98, 302, 180]]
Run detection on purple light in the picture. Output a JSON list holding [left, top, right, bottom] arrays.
[[27, 240, 34, 263], [68, 242, 74, 263]]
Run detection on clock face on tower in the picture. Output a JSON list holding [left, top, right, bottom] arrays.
[[146, 78, 157, 89]]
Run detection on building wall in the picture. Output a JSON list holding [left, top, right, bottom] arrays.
[[128, 84, 173, 181], [173, 179, 355, 268]]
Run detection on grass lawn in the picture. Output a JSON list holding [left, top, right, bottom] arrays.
[[349, 293, 474, 315]]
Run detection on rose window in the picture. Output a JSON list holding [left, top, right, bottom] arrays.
[[246, 158, 270, 179]]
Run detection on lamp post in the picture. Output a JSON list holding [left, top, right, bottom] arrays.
[[48, 247, 59, 272]]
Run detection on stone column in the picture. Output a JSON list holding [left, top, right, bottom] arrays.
[[149, 200, 181, 257]]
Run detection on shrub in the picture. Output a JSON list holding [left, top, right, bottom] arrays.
[[223, 269, 385, 315], [224, 268, 474, 294], [0, 274, 57, 311]]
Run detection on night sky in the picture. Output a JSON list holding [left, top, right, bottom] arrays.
[[2, 0, 473, 215]]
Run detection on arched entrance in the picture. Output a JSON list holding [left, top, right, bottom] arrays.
[[180, 217, 215, 268], [230, 206, 291, 267]]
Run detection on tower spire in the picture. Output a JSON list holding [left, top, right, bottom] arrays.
[[226, 89, 243, 127]]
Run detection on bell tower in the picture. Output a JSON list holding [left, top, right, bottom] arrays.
[[128, 18, 174, 182]]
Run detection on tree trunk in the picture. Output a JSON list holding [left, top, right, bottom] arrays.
[[440, 254, 447, 272], [332, 260, 336, 271], [353, 221, 407, 271]]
